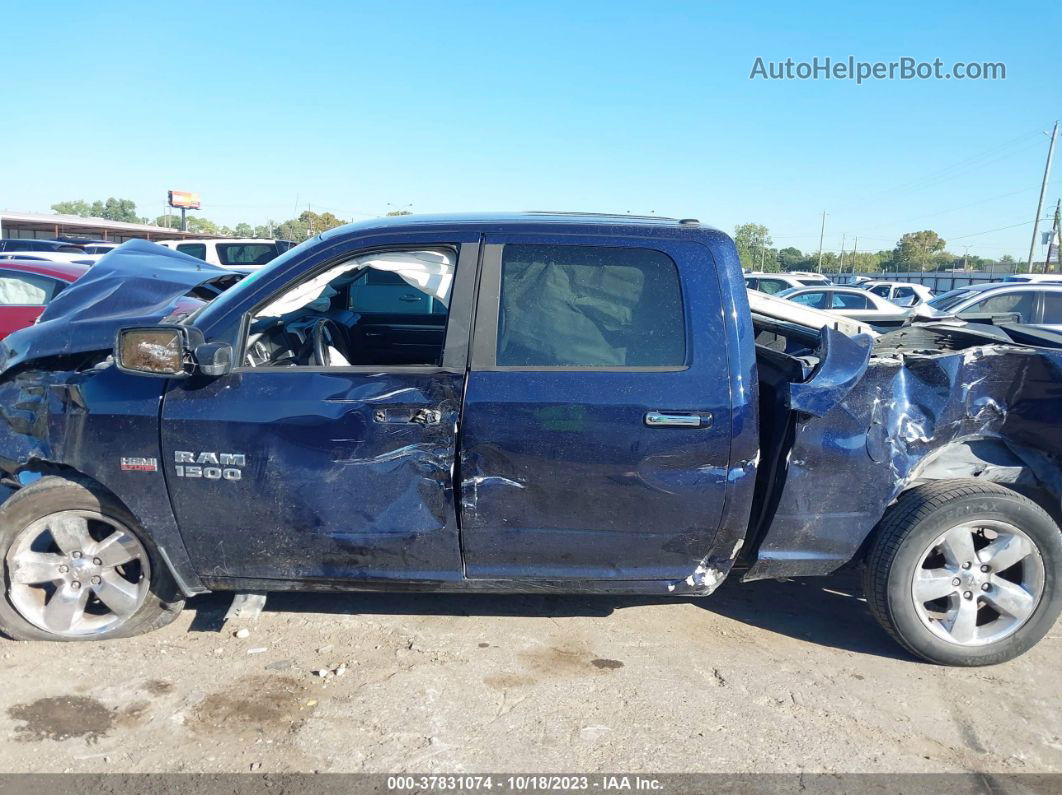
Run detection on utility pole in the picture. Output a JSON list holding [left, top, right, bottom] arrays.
[[962, 245, 971, 271], [1049, 198, 1062, 274], [839, 233, 846, 275], [817, 210, 827, 272], [852, 236, 858, 276], [1027, 121, 1058, 272]]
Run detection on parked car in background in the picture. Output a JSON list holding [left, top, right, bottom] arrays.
[[156, 238, 287, 270], [744, 271, 831, 294], [1001, 273, 1062, 284], [862, 281, 934, 307], [79, 242, 120, 256], [0, 239, 85, 255], [927, 282, 1062, 331], [776, 285, 909, 327], [0, 260, 88, 338], [0, 239, 96, 265]]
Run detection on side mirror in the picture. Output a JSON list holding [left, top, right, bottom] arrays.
[[115, 325, 231, 378], [115, 326, 193, 377]]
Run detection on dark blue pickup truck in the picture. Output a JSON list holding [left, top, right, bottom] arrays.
[[0, 213, 1060, 666]]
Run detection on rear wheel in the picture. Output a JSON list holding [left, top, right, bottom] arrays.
[[865, 480, 1061, 666], [0, 476, 184, 641]]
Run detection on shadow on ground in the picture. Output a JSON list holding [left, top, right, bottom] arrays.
[[185, 569, 912, 662]]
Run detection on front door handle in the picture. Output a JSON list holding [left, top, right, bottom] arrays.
[[645, 410, 713, 429]]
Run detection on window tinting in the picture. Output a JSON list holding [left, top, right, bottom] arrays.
[[790, 291, 828, 309], [349, 268, 447, 315], [216, 243, 280, 266], [870, 285, 891, 298], [176, 243, 208, 261], [758, 279, 788, 295], [966, 291, 1036, 322], [1042, 293, 1062, 324], [831, 292, 869, 309], [497, 244, 685, 367]]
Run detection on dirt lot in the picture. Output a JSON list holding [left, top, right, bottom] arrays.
[[0, 572, 1059, 774]]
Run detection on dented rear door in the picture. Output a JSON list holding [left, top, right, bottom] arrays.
[[458, 234, 734, 581]]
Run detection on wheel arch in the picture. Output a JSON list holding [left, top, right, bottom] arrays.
[[853, 436, 1062, 566], [0, 466, 205, 599]]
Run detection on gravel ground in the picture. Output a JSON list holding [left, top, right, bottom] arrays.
[[0, 572, 1059, 775]]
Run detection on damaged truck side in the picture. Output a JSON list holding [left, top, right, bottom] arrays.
[[0, 215, 1059, 666]]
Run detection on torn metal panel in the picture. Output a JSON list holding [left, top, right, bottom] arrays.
[[746, 337, 1062, 580], [0, 241, 236, 376], [787, 327, 874, 418]]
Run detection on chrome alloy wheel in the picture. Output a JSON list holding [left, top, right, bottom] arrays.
[[5, 510, 150, 637], [912, 520, 1045, 646]]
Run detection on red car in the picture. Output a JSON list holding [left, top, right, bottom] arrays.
[[0, 260, 88, 339]]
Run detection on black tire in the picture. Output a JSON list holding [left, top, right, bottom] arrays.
[[865, 479, 1062, 666], [0, 475, 184, 642]]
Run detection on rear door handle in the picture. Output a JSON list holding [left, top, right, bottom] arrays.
[[645, 411, 713, 429]]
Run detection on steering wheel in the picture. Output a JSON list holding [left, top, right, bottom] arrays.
[[311, 318, 348, 367]]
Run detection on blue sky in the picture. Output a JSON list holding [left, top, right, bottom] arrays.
[[5, 1, 1061, 259]]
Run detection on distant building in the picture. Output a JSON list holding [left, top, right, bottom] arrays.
[[0, 210, 225, 242]]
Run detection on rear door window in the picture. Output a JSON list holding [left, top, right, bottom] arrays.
[[757, 278, 788, 295], [215, 243, 280, 266], [789, 291, 829, 309], [869, 285, 891, 298], [965, 291, 1037, 323], [831, 292, 869, 309], [176, 243, 208, 261], [1041, 292, 1062, 324], [496, 244, 685, 367]]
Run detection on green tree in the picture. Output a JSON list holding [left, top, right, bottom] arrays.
[[274, 218, 311, 243], [154, 215, 182, 229], [299, 210, 345, 236], [234, 223, 255, 238], [51, 199, 93, 216], [733, 223, 776, 271], [893, 230, 946, 270], [777, 246, 806, 270], [53, 197, 139, 221]]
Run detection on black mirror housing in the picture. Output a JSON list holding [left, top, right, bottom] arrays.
[[195, 341, 233, 377]]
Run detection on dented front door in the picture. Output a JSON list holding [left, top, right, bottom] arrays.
[[160, 371, 466, 582]]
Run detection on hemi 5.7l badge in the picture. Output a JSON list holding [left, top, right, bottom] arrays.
[[121, 457, 158, 472], [174, 451, 245, 481]]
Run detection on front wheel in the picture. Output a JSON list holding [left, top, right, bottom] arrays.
[[865, 480, 1062, 666], [0, 476, 184, 641]]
